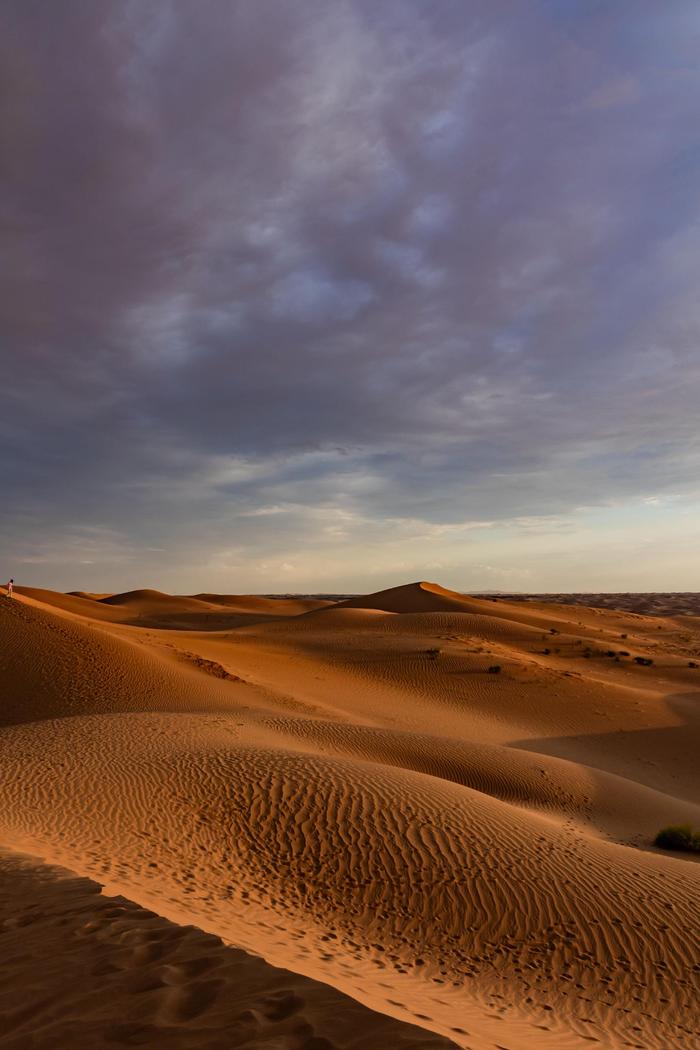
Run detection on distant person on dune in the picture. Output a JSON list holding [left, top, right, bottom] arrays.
[[4, 579, 13, 598]]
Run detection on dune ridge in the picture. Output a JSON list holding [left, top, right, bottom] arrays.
[[1, 581, 698, 1049], [0, 848, 457, 1049]]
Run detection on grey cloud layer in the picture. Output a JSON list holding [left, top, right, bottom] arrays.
[[2, 1, 699, 583]]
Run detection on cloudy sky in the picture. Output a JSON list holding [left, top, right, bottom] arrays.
[[2, 1, 699, 594]]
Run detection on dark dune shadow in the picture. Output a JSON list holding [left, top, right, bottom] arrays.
[[0, 850, 458, 1050], [510, 692, 700, 805]]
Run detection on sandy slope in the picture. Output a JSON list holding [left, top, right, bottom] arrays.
[[1, 582, 699, 1049], [0, 849, 455, 1049], [19, 586, 330, 631]]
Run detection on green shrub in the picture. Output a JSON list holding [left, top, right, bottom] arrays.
[[654, 825, 700, 853]]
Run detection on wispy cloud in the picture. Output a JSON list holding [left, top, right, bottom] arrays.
[[1, 1, 699, 590]]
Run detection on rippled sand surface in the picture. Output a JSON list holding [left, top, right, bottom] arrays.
[[1, 581, 699, 1049]]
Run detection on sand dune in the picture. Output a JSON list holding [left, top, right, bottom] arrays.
[[0, 849, 456, 1050], [17, 585, 127, 621], [1, 582, 698, 1049], [67, 590, 113, 600], [192, 593, 332, 615], [23, 586, 331, 631], [0, 592, 258, 726], [99, 588, 212, 611], [336, 580, 479, 614]]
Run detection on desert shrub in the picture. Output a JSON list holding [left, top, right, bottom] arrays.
[[654, 825, 700, 853], [549, 628, 558, 635], [618, 650, 630, 656], [425, 648, 441, 659], [634, 656, 653, 666], [620, 634, 628, 639], [487, 665, 501, 674], [605, 650, 616, 657], [542, 648, 551, 655], [689, 661, 698, 669]]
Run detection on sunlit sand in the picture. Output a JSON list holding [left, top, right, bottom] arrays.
[[1, 582, 698, 1048]]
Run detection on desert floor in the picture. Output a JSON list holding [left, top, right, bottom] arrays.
[[1, 581, 698, 1049]]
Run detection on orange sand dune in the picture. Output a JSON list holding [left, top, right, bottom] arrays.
[[192, 592, 332, 615], [0, 849, 456, 1049], [0, 583, 698, 1049], [0, 593, 260, 726], [68, 589, 113, 600], [20, 585, 330, 631], [17, 585, 127, 621], [99, 588, 214, 611], [336, 580, 478, 613]]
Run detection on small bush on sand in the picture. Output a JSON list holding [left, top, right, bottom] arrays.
[[542, 648, 551, 655], [654, 825, 700, 853], [689, 661, 698, 669], [425, 648, 441, 659], [488, 665, 501, 674], [634, 656, 654, 666]]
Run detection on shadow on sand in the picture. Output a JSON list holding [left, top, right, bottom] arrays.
[[511, 691, 700, 807]]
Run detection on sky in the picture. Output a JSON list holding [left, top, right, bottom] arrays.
[[2, 1, 700, 594]]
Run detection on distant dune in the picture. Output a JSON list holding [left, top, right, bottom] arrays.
[[484, 591, 700, 618], [191, 592, 332, 615], [1, 581, 698, 1049], [335, 580, 479, 613], [19, 586, 330, 631], [99, 588, 212, 611]]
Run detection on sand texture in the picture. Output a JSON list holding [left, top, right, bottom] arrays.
[[0, 849, 456, 1049], [1, 581, 699, 1049]]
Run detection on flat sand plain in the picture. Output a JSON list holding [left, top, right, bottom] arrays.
[[1, 581, 698, 1049]]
